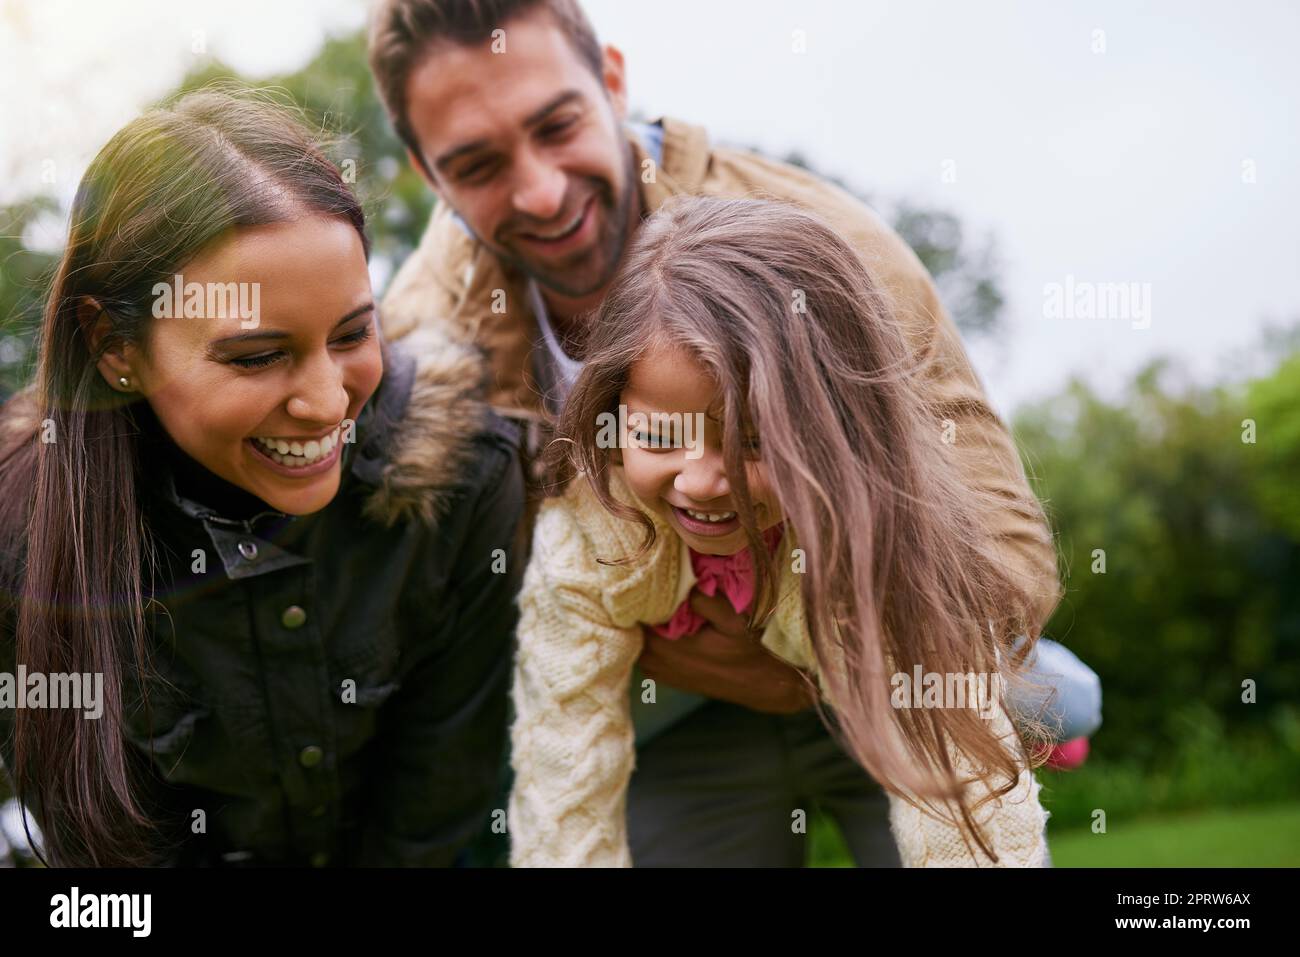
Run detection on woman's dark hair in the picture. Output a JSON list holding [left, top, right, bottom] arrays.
[[0, 86, 368, 866]]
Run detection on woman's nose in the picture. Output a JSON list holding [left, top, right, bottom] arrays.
[[286, 354, 349, 425]]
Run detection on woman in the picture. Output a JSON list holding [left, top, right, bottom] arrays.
[[0, 89, 524, 867]]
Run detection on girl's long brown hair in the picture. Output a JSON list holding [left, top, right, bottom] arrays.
[[552, 196, 1057, 861], [0, 87, 369, 866]]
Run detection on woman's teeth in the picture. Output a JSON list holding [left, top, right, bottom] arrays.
[[684, 508, 737, 523], [252, 426, 341, 468]]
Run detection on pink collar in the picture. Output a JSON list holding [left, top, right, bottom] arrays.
[[650, 524, 785, 640]]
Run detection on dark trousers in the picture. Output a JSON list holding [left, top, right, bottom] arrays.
[[462, 699, 902, 867], [627, 700, 901, 867]]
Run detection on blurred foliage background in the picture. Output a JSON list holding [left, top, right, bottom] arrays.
[[2, 28, 1297, 867]]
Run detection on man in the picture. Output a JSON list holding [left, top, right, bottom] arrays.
[[367, 0, 1064, 866]]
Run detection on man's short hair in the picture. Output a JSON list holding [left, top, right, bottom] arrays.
[[368, 0, 604, 173]]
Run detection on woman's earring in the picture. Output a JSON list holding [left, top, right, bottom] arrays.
[[117, 376, 131, 390]]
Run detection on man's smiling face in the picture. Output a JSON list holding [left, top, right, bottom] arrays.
[[403, 7, 639, 301]]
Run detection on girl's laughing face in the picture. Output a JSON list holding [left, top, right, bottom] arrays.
[[618, 339, 783, 556]]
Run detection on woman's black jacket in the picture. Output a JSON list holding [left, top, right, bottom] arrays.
[[0, 330, 525, 867]]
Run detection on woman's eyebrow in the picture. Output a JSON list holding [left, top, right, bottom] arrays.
[[208, 302, 374, 349]]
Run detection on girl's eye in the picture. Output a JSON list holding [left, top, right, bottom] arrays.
[[632, 430, 676, 450]]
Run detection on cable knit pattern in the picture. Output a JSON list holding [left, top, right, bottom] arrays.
[[885, 700, 1049, 867], [507, 473, 678, 868], [509, 469, 1049, 867]]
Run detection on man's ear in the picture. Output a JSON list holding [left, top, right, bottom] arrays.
[[406, 146, 442, 199], [602, 44, 628, 121], [75, 297, 142, 394]]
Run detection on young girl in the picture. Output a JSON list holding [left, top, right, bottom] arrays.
[[509, 195, 1064, 867], [0, 89, 524, 867]]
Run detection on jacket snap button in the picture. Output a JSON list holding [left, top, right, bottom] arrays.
[[281, 605, 307, 629], [237, 540, 258, 561], [311, 851, 330, 868], [299, 745, 324, 768]]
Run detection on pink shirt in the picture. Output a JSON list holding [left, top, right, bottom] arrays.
[[650, 524, 786, 639]]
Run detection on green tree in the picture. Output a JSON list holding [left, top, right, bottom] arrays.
[[0, 196, 60, 395], [1246, 350, 1300, 540], [782, 150, 1006, 338], [1014, 348, 1300, 766]]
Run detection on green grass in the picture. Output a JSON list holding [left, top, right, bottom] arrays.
[[1048, 802, 1300, 867], [808, 801, 1300, 867], [807, 810, 854, 866]]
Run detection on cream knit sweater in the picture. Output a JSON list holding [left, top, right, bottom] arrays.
[[508, 469, 1049, 867]]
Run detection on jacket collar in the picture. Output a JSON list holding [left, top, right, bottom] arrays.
[[351, 326, 493, 528], [632, 115, 711, 213]]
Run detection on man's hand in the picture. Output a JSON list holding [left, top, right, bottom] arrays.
[[638, 591, 817, 714]]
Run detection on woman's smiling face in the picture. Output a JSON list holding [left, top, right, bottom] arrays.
[[126, 215, 383, 516]]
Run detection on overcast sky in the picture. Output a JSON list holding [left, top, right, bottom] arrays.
[[2, 0, 1296, 415]]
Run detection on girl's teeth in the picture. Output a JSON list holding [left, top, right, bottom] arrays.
[[685, 508, 737, 523], [275, 439, 290, 455]]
